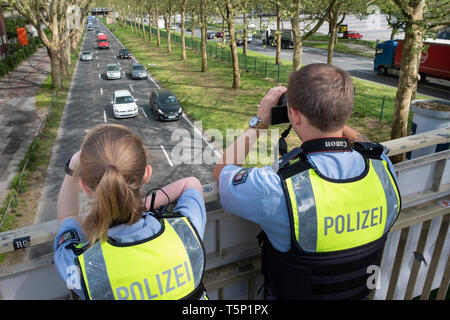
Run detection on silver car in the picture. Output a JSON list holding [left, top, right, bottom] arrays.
[[80, 51, 93, 61], [129, 63, 148, 80], [106, 63, 121, 80]]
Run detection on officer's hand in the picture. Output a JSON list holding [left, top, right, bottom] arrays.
[[257, 86, 287, 129], [69, 150, 81, 176]]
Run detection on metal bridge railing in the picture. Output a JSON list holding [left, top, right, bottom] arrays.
[[0, 127, 449, 300]]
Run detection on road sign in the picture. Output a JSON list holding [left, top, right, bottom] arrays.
[[17, 27, 28, 45], [338, 24, 348, 33]]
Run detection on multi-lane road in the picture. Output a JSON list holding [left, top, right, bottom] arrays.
[[32, 22, 218, 231]]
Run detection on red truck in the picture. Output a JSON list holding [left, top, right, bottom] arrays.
[[97, 34, 109, 49], [374, 39, 450, 81]]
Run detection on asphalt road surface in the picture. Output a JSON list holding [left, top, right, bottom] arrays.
[[30, 21, 218, 257]]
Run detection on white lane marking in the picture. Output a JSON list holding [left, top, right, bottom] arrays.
[[96, 56, 98, 60], [117, 61, 120, 65], [103, 110, 107, 123], [98, 73, 101, 78], [100, 88, 103, 95], [182, 113, 222, 159], [105, 23, 161, 90], [311, 59, 322, 63], [148, 76, 160, 88], [96, 50, 97, 54], [160, 145, 174, 166], [334, 59, 345, 62], [141, 106, 148, 118], [97, 63, 99, 68], [129, 84, 134, 92], [281, 52, 290, 56]]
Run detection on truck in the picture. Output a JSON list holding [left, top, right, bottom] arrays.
[[374, 39, 450, 81], [97, 34, 109, 49], [261, 28, 294, 49]]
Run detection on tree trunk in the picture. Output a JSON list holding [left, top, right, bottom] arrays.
[[201, 0, 207, 71], [129, 8, 133, 32], [141, 10, 146, 39], [148, 11, 153, 42], [156, 11, 161, 47], [135, 8, 139, 36], [327, 10, 339, 64], [226, 3, 240, 89], [390, 27, 398, 40], [221, 19, 225, 45], [243, 2, 248, 56], [276, 4, 281, 65], [48, 46, 62, 90], [335, 13, 345, 45], [291, 1, 302, 71], [167, 13, 172, 53], [390, 1, 425, 163], [181, 6, 186, 60], [191, 12, 195, 42]]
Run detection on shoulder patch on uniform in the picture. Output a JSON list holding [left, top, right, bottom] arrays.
[[58, 229, 80, 247], [232, 168, 253, 186]]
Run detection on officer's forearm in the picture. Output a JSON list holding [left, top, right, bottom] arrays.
[[57, 175, 81, 228], [213, 127, 259, 183], [143, 177, 202, 210]]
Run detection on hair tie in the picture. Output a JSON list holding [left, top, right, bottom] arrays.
[[106, 163, 117, 169]]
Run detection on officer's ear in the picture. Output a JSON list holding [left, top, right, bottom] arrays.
[[79, 179, 93, 195], [142, 164, 152, 185], [288, 106, 302, 126]]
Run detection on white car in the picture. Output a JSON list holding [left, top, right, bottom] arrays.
[[111, 90, 139, 118]]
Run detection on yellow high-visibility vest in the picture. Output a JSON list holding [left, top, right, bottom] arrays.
[[283, 158, 400, 252], [77, 215, 206, 300]]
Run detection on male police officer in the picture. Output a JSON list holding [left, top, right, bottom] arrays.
[[213, 63, 401, 300]]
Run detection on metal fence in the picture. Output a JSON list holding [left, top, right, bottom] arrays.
[[126, 21, 292, 84]]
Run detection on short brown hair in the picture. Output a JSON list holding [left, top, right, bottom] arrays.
[[79, 124, 148, 244], [287, 63, 354, 132]]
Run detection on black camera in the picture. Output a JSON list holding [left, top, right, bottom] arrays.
[[270, 93, 289, 125]]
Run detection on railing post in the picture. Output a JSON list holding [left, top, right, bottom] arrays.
[[277, 63, 280, 82], [264, 59, 268, 78], [380, 95, 386, 122]]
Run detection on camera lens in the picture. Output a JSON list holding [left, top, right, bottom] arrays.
[[278, 93, 287, 107]]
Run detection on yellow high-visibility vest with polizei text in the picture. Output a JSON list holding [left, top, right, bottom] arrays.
[[77, 216, 206, 300], [283, 158, 400, 252]]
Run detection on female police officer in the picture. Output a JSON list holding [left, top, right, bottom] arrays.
[[54, 124, 207, 300]]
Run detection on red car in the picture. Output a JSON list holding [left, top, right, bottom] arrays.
[[215, 31, 223, 38], [343, 30, 363, 39], [97, 35, 110, 49]]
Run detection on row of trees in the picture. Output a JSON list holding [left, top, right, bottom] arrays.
[[106, 0, 448, 148], [4, 0, 93, 90], [5, 0, 449, 150]]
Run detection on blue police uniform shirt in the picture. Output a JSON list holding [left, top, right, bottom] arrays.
[[219, 150, 398, 253], [53, 188, 207, 299]]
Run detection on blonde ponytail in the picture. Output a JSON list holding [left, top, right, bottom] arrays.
[[79, 124, 148, 244]]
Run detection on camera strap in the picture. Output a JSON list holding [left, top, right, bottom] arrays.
[[300, 137, 351, 154], [278, 125, 292, 156]]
